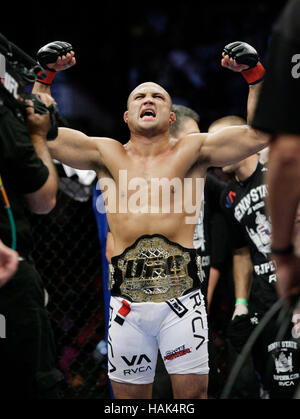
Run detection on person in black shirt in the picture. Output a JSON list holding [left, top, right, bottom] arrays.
[[252, 0, 300, 303], [0, 88, 61, 398], [215, 116, 300, 398], [198, 173, 231, 312]]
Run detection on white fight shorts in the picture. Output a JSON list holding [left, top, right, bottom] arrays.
[[107, 289, 209, 385]]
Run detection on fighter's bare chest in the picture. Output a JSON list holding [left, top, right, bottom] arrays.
[[102, 151, 173, 177], [97, 148, 204, 219]]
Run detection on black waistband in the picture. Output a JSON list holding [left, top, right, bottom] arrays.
[[111, 234, 198, 262]]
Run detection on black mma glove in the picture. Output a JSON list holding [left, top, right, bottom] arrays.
[[223, 41, 265, 84], [36, 41, 73, 85]]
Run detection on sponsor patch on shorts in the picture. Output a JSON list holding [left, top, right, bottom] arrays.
[[164, 345, 191, 361], [166, 298, 188, 317]]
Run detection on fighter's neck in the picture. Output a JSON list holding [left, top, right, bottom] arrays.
[[127, 132, 174, 157]]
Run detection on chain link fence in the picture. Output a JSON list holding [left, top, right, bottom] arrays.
[[29, 165, 110, 399]]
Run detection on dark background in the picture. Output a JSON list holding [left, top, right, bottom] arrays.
[[1, 0, 289, 399], [2, 1, 287, 139]]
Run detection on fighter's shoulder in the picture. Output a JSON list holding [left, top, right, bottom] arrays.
[[181, 132, 206, 143], [176, 132, 207, 151], [92, 136, 120, 145], [84, 137, 124, 167], [174, 133, 209, 166], [92, 137, 125, 151]]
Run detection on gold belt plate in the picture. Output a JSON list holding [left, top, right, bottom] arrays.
[[116, 236, 194, 303]]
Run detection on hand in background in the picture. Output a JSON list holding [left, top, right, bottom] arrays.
[[0, 241, 19, 287]]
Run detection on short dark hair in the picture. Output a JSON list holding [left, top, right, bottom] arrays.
[[170, 104, 200, 137]]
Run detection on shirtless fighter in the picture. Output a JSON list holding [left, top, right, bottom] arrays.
[[33, 41, 268, 399]]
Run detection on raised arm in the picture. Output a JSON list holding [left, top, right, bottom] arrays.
[[201, 123, 267, 168], [200, 42, 270, 167], [32, 42, 109, 171], [47, 128, 107, 171]]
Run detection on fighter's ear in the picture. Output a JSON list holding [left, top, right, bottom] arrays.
[[169, 111, 176, 125], [124, 111, 129, 124]]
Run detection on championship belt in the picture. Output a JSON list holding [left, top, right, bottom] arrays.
[[109, 235, 202, 303]]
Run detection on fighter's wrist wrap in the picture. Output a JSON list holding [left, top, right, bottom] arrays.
[[242, 62, 265, 85], [36, 69, 56, 85]]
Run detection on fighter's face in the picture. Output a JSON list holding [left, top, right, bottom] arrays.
[[124, 82, 175, 136]]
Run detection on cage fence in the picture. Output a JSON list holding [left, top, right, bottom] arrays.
[[29, 165, 110, 399]]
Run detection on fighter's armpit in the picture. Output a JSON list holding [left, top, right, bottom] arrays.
[[178, 133, 209, 166]]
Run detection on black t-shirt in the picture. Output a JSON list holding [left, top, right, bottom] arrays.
[[194, 173, 229, 296], [252, 0, 300, 134], [220, 162, 277, 312], [0, 104, 49, 257]]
